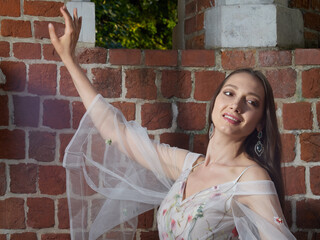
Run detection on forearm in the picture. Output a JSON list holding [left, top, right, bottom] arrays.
[[64, 57, 97, 110]]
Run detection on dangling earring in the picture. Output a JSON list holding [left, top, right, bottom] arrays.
[[254, 130, 264, 157], [209, 123, 215, 139]]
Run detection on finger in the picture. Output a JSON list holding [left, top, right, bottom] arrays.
[[73, 8, 78, 21], [48, 23, 59, 44], [60, 6, 74, 32]]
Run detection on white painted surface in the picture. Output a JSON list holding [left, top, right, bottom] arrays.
[[205, 2, 304, 48], [67, 1, 95, 43]]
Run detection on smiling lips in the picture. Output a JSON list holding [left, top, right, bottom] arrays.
[[223, 113, 241, 124]]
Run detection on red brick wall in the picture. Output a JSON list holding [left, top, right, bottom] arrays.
[[289, 0, 320, 48], [1, 1, 320, 240]]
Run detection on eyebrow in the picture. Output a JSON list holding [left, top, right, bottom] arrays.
[[223, 84, 262, 100]]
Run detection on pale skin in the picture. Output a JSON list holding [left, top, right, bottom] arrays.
[[49, 6, 270, 202]]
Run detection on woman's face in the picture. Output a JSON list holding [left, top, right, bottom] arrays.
[[211, 72, 265, 140]]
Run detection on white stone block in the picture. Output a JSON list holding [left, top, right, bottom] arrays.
[[66, 1, 95, 43], [205, 3, 304, 48]]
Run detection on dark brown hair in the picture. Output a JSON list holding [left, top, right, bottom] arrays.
[[208, 68, 284, 208]]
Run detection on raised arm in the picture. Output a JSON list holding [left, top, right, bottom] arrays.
[[48, 6, 97, 109]]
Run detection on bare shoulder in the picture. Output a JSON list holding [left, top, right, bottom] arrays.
[[239, 164, 271, 182]]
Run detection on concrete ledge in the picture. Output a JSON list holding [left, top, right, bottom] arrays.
[[67, 1, 95, 44], [205, 3, 304, 48]]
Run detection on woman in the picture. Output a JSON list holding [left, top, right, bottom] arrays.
[[49, 6, 295, 240]]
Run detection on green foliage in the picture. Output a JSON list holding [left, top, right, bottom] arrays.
[[92, 0, 178, 49]]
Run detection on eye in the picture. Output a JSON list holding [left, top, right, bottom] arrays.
[[223, 91, 233, 96], [247, 99, 259, 107]]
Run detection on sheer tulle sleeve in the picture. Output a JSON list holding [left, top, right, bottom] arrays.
[[63, 94, 188, 240], [232, 181, 296, 240]]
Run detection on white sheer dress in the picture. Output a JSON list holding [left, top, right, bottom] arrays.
[[63, 94, 296, 240]]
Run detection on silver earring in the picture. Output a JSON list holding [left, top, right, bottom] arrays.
[[209, 123, 214, 139], [254, 130, 264, 157]]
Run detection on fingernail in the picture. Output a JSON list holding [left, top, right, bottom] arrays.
[[48, 23, 53, 28]]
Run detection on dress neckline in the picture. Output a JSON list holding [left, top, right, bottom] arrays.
[[181, 162, 255, 203]]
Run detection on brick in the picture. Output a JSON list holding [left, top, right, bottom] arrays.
[[27, 198, 54, 228], [29, 131, 56, 162], [0, 0, 20, 16], [141, 103, 172, 130], [76, 47, 107, 64], [13, 95, 40, 127], [198, 0, 214, 11], [24, 0, 63, 17], [304, 30, 319, 48], [140, 231, 159, 240], [11, 232, 37, 240], [0, 95, 9, 126], [310, 166, 320, 195], [283, 200, 292, 228], [43, 99, 70, 129], [137, 209, 154, 228], [185, 1, 196, 16], [28, 64, 57, 95], [258, 50, 292, 67], [0, 61, 26, 92], [312, 0, 320, 10], [282, 102, 313, 130], [13, 42, 41, 59], [0, 41, 10, 57], [41, 235, 71, 240], [304, 11, 320, 31], [300, 133, 320, 162], [72, 101, 86, 129], [10, 163, 37, 194], [266, 69, 297, 98], [125, 69, 157, 99], [39, 165, 66, 195], [109, 49, 141, 65], [185, 33, 205, 49], [59, 134, 73, 162], [92, 68, 122, 98], [34, 21, 64, 39], [289, 0, 310, 9], [281, 134, 296, 163], [295, 49, 320, 65], [317, 102, 320, 125], [161, 70, 192, 99], [296, 199, 320, 228], [181, 50, 215, 67], [160, 132, 190, 150], [58, 198, 69, 229], [59, 66, 80, 97], [294, 232, 309, 240], [283, 166, 306, 195], [193, 134, 209, 155], [43, 44, 61, 61], [0, 235, 5, 240], [0, 129, 25, 159], [185, 13, 204, 34], [0, 20, 31, 37], [0, 163, 6, 196], [111, 102, 135, 121], [194, 71, 225, 101], [0, 198, 25, 229], [221, 50, 255, 70], [177, 102, 206, 130], [302, 68, 320, 98], [145, 50, 178, 66]]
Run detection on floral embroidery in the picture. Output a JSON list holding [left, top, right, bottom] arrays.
[[171, 219, 176, 230], [274, 217, 283, 224], [232, 227, 239, 237], [163, 209, 167, 216], [105, 139, 112, 145], [187, 215, 193, 222]]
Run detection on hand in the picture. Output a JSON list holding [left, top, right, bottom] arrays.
[[48, 6, 82, 63]]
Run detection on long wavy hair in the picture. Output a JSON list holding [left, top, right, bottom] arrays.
[[208, 68, 284, 208]]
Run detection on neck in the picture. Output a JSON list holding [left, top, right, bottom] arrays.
[[204, 131, 246, 166]]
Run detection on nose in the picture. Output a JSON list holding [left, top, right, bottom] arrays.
[[230, 98, 242, 113]]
